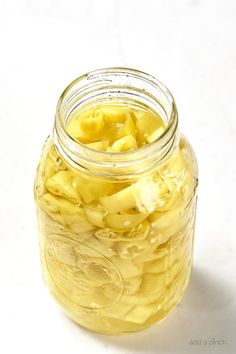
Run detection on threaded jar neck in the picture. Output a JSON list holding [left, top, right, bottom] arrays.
[[53, 67, 179, 179]]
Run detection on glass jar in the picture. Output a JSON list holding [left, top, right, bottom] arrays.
[[34, 68, 198, 334]]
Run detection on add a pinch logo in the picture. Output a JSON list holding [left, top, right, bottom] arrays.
[[189, 338, 228, 346]]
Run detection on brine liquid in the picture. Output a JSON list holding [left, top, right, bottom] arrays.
[[35, 101, 197, 334]]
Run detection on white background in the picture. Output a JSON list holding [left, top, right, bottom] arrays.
[[0, 1, 235, 353]]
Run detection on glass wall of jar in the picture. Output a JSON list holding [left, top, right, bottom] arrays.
[[34, 68, 198, 334]]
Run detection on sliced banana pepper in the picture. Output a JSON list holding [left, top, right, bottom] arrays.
[[45, 170, 81, 203]]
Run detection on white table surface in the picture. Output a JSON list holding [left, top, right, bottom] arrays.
[[0, 1, 235, 353]]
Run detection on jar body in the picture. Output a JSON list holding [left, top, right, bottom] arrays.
[[34, 134, 198, 334]]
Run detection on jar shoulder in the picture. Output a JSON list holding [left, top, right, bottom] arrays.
[[179, 134, 198, 179], [35, 134, 198, 216]]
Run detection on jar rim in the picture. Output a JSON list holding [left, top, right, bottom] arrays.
[[53, 67, 179, 178]]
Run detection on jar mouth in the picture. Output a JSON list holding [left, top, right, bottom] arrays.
[[53, 67, 179, 178]]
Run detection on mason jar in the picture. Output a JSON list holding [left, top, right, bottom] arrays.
[[34, 67, 198, 334]]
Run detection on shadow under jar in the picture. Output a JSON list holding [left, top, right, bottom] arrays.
[[34, 68, 198, 335]]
